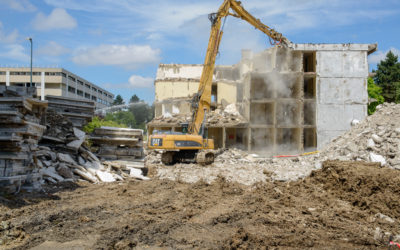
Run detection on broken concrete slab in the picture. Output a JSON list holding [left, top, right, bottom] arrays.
[[40, 168, 64, 182], [72, 169, 97, 183], [96, 170, 116, 182], [57, 153, 77, 165]]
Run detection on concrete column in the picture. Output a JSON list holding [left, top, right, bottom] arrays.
[[40, 72, 45, 100], [5, 71, 10, 86], [222, 127, 226, 149], [66, 74, 69, 97], [247, 128, 251, 151]]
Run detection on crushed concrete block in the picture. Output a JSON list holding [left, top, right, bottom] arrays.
[[44, 176, 57, 184], [371, 134, 383, 144], [369, 152, 386, 166], [351, 119, 360, 126], [42, 160, 52, 168], [67, 128, 86, 150], [375, 213, 395, 223], [113, 174, 124, 181], [67, 139, 85, 150], [57, 164, 74, 179], [96, 170, 116, 182], [72, 169, 97, 183], [367, 139, 375, 149], [57, 153, 77, 165], [36, 159, 44, 168], [78, 156, 86, 165], [41, 168, 64, 182], [129, 167, 150, 181], [73, 127, 86, 140]]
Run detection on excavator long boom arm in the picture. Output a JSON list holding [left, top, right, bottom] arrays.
[[188, 0, 291, 135]]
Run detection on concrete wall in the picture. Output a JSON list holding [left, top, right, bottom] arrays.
[[156, 64, 203, 80], [155, 80, 199, 101], [217, 81, 237, 107], [299, 46, 371, 148]]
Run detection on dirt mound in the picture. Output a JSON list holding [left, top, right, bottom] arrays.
[[1, 161, 399, 249], [308, 161, 400, 218]]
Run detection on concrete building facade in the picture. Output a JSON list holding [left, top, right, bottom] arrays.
[[0, 67, 114, 109], [149, 43, 377, 154]]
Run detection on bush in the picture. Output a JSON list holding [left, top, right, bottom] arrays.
[[368, 77, 385, 115], [83, 116, 127, 134]]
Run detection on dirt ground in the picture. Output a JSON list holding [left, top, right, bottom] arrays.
[[1, 160, 400, 249]]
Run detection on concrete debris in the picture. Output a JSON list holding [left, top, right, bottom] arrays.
[[45, 95, 95, 128], [40, 167, 64, 182], [370, 153, 386, 166], [322, 103, 400, 169], [223, 103, 241, 116], [0, 88, 148, 194], [89, 127, 144, 161], [96, 171, 116, 183], [146, 148, 321, 185], [57, 153, 77, 165], [0, 86, 47, 193], [375, 213, 395, 224], [148, 103, 400, 185], [149, 110, 247, 128]]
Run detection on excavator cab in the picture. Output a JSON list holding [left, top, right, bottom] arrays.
[[181, 122, 189, 134]]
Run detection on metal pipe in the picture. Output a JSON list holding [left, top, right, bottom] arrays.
[[27, 37, 32, 86]]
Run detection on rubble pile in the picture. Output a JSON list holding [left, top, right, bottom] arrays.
[[36, 143, 148, 184], [150, 103, 247, 127], [46, 95, 95, 128], [90, 127, 144, 160], [39, 123, 147, 184], [322, 103, 400, 169], [0, 86, 47, 193]]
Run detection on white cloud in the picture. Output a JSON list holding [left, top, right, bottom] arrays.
[[103, 75, 154, 90], [0, 22, 19, 44], [0, 0, 36, 12], [72, 44, 161, 69], [32, 8, 77, 31], [369, 48, 400, 65], [40, 0, 400, 66], [128, 75, 154, 88], [37, 41, 70, 57], [0, 44, 29, 61]]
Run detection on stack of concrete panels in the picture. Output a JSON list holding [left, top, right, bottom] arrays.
[[0, 86, 47, 193], [90, 127, 144, 160], [46, 95, 95, 128]]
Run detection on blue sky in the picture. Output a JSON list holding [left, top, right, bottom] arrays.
[[0, 0, 399, 104]]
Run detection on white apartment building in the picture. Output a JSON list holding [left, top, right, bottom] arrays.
[[0, 67, 114, 108]]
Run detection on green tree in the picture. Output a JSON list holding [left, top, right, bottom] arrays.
[[105, 111, 136, 128], [112, 95, 125, 106], [373, 51, 400, 103], [83, 116, 127, 134], [367, 77, 384, 115], [129, 94, 140, 103], [129, 103, 154, 127]]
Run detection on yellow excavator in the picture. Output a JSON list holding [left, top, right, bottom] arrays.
[[148, 0, 291, 165]]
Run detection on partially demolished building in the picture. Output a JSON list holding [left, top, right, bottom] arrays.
[[148, 43, 377, 154]]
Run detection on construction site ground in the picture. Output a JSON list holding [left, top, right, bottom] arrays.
[[1, 160, 399, 249]]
